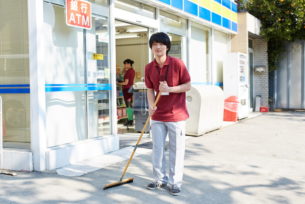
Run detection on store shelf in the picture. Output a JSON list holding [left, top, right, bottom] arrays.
[[117, 107, 127, 120]]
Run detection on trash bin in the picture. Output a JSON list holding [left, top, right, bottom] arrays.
[[186, 85, 224, 136], [134, 111, 150, 132], [224, 96, 239, 122], [260, 106, 269, 112], [133, 91, 150, 132]]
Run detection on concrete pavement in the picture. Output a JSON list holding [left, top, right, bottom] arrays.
[[1, 112, 305, 204]]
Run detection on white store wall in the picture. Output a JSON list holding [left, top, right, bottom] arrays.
[[213, 30, 230, 86], [189, 25, 208, 83]]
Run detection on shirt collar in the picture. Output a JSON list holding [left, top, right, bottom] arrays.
[[153, 56, 171, 68]]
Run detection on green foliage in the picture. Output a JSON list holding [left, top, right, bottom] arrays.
[[243, 0, 305, 71], [235, 0, 247, 11]]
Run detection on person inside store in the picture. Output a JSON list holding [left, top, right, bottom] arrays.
[[144, 32, 191, 196], [117, 58, 135, 125]]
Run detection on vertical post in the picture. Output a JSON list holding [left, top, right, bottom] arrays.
[[149, 7, 160, 62], [301, 40, 305, 109], [210, 28, 214, 85], [287, 44, 291, 109], [155, 7, 160, 31], [110, 0, 118, 136], [274, 70, 278, 109], [186, 19, 191, 71], [28, 0, 47, 171]]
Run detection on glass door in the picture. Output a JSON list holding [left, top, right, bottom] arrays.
[[87, 16, 112, 138]]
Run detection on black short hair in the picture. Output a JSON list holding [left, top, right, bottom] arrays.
[[149, 32, 171, 55], [123, 59, 134, 66]]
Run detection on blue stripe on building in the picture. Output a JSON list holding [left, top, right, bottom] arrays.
[[45, 84, 87, 87], [0, 84, 30, 94], [0, 88, 30, 94], [212, 12, 222, 25], [222, 17, 231, 29], [159, 0, 170, 5], [45, 84, 112, 92], [158, 0, 237, 32], [45, 87, 87, 92], [191, 82, 223, 87], [214, 82, 223, 86], [0, 84, 112, 93], [199, 7, 211, 21], [172, 0, 183, 9], [0, 84, 30, 88], [184, 0, 198, 16], [222, 0, 231, 9], [231, 2, 237, 12], [232, 22, 237, 32]]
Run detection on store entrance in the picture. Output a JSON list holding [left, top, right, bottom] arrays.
[[115, 20, 150, 148]]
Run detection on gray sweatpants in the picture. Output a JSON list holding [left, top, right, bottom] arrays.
[[150, 120, 186, 188]]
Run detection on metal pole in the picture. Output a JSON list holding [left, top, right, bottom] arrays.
[[287, 43, 291, 109]]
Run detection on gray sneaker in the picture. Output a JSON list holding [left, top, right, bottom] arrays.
[[168, 185, 181, 196], [146, 181, 167, 190]]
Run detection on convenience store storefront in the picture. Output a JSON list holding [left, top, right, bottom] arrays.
[[0, 0, 237, 171]]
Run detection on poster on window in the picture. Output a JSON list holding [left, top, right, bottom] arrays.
[[66, 0, 92, 30]]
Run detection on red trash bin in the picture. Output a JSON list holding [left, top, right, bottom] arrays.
[[260, 106, 269, 112], [224, 96, 239, 122]]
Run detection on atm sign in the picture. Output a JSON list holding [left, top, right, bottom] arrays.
[[66, 0, 92, 30]]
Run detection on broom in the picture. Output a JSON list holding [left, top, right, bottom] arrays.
[[103, 92, 161, 190]]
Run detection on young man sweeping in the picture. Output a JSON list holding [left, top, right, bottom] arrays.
[[144, 32, 191, 196]]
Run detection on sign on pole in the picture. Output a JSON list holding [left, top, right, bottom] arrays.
[[66, 0, 92, 30]]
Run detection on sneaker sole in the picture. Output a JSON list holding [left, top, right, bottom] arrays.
[[169, 191, 180, 196], [146, 185, 167, 190]]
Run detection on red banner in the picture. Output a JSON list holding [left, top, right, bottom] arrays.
[[66, 0, 92, 30]]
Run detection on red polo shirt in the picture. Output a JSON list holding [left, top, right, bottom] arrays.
[[123, 68, 135, 90], [145, 56, 191, 122]]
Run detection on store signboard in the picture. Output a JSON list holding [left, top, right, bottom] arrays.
[[66, 0, 92, 30]]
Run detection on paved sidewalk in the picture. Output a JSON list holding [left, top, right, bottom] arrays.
[[1, 112, 305, 204]]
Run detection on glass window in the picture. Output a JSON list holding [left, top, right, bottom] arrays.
[[88, 0, 108, 6], [115, 0, 155, 19], [0, 0, 30, 149], [44, 3, 87, 147], [86, 16, 111, 137], [160, 10, 187, 36], [249, 39, 253, 49], [168, 33, 183, 59]]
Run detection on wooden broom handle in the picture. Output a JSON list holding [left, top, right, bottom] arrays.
[[119, 92, 161, 181]]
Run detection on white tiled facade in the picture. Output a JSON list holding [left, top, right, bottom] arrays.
[[252, 38, 269, 107]]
